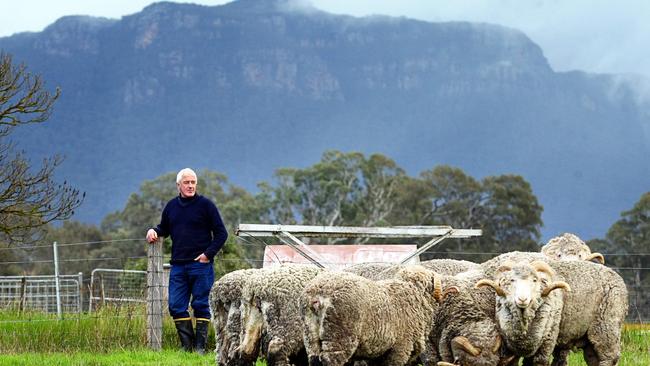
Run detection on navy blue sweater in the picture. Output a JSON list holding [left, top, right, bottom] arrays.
[[153, 194, 228, 264]]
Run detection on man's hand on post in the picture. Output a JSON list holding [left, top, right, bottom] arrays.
[[146, 229, 158, 244]]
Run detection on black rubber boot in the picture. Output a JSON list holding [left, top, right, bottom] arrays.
[[195, 318, 210, 355], [194, 319, 210, 355], [174, 319, 195, 352]]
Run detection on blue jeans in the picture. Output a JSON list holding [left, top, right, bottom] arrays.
[[168, 261, 214, 320]]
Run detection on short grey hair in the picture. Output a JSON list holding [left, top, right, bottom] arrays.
[[176, 168, 197, 184]]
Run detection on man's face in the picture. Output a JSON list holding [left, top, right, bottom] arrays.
[[177, 174, 197, 198]]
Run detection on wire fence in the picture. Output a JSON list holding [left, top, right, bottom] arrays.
[[0, 274, 83, 313], [0, 237, 648, 323], [88, 269, 149, 312]]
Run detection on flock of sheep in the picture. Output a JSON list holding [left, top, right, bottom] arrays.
[[208, 233, 628, 366]]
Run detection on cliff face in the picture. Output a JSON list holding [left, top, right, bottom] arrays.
[[1, 0, 648, 239]]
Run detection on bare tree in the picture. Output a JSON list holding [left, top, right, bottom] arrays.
[[0, 52, 83, 245]]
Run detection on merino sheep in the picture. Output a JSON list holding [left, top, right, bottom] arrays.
[[343, 259, 480, 281], [479, 252, 628, 366], [237, 264, 322, 366], [475, 260, 570, 366], [429, 270, 514, 366], [301, 266, 443, 366], [209, 268, 259, 366], [342, 262, 397, 280], [541, 233, 605, 264], [420, 259, 480, 275]]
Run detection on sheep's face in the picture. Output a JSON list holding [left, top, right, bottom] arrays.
[[542, 233, 605, 263], [476, 261, 571, 316], [238, 296, 264, 359], [497, 265, 546, 309], [542, 243, 591, 261]]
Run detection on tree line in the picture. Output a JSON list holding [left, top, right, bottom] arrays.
[[0, 52, 648, 290]]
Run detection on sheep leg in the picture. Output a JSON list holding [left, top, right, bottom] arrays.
[[419, 343, 438, 366], [585, 283, 626, 366], [582, 344, 599, 366], [377, 347, 412, 366], [266, 338, 291, 366], [320, 339, 358, 366], [550, 349, 569, 366], [583, 341, 621, 366], [586, 314, 623, 365], [530, 337, 558, 366]]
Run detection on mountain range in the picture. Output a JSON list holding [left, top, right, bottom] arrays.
[[1, 0, 648, 241]]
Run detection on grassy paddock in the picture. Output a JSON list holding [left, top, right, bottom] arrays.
[[0, 350, 216, 366], [0, 308, 648, 365], [0, 306, 211, 353]]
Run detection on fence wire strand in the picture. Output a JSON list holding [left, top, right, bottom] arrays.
[[1, 236, 649, 323]]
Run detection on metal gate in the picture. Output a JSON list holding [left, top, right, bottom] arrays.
[[0, 274, 83, 313]]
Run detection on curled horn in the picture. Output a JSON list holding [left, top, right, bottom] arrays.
[[452, 336, 481, 357], [492, 334, 502, 354], [433, 275, 443, 303], [475, 279, 506, 297], [529, 261, 555, 277], [542, 281, 572, 297], [437, 362, 458, 366], [587, 252, 605, 264], [443, 286, 460, 299]]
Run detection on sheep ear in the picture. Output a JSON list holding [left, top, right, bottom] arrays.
[[587, 252, 605, 264], [452, 336, 481, 357]]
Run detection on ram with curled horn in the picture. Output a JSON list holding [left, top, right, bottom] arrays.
[[528, 261, 572, 296], [541, 232, 606, 264], [436, 334, 513, 366], [425, 270, 508, 366], [475, 260, 572, 365], [474, 260, 516, 297]]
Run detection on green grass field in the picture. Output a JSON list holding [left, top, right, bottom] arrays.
[[0, 350, 215, 366], [0, 309, 648, 365], [564, 325, 650, 365]]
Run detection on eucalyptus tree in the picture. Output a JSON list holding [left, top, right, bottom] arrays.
[[590, 191, 650, 288], [259, 150, 405, 243], [390, 165, 542, 261]]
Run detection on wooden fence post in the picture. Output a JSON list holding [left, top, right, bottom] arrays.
[[147, 238, 164, 350], [19, 277, 27, 312]]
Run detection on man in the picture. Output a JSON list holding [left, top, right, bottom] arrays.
[[146, 168, 228, 354]]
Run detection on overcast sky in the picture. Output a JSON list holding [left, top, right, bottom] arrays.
[[1, 0, 649, 78]]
